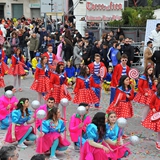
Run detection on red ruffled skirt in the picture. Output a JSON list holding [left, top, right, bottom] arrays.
[[36, 132, 70, 153], [106, 101, 133, 118], [45, 84, 71, 103], [31, 76, 50, 93], [2, 62, 9, 74], [73, 88, 99, 104], [142, 111, 160, 132], [5, 124, 33, 143], [8, 64, 25, 76], [133, 89, 153, 105], [0, 78, 5, 88]]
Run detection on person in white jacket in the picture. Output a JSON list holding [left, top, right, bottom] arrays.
[[0, 24, 6, 38]]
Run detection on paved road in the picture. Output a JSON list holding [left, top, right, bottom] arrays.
[[0, 73, 160, 160]]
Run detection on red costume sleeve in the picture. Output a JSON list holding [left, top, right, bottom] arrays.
[[50, 73, 55, 89], [111, 66, 119, 87], [128, 89, 135, 100], [138, 79, 145, 94], [90, 76, 100, 88], [34, 68, 40, 80], [11, 56, 16, 67], [74, 78, 81, 93]]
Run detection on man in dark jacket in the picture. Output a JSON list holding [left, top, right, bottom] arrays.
[[90, 41, 101, 62], [121, 37, 134, 67]]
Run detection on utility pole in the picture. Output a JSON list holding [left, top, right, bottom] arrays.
[[49, 0, 58, 30]]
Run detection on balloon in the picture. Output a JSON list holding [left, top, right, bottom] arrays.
[[130, 136, 139, 146], [60, 98, 69, 107], [5, 90, 13, 98], [77, 106, 86, 116], [117, 118, 127, 129], [31, 100, 40, 110], [36, 110, 46, 120]]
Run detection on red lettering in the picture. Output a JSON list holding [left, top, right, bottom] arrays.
[[119, 4, 122, 10], [86, 2, 92, 11]]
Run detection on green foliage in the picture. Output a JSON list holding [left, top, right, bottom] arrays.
[[108, 7, 155, 27], [147, 0, 153, 6]]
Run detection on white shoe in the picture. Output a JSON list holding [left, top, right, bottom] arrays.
[[17, 142, 27, 149], [49, 156, 59, 160]]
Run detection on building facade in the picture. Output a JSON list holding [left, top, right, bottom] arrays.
[[0, 0, 41, 19]]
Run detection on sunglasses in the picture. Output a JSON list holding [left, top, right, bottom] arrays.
[[122, 59, 127, 62]]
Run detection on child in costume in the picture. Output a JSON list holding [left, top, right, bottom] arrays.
[[134, 64, 154, 121], [73, 66, 100, 105], [69, 103, 91, 150], [0, 43, 9, 74], [0, 60, 5, 88], [88, 54, 105, 108], [0, 85, 18, 129], [30, 56, 50, 103], [102, 66, 113, 93], [5, 98, 36, 149], [152, 78, 158, 92], [8, 47, 26, 91], [36, 107, 70, 160], [106, 75, 134, 119], [34, 97, 55, 129], [45, 61, 71, 108], [142, 83, 160, 150], [104, 111, 130, 159], [65, 60, 75, 88], [32, 52, 40, 76], [110, 54, 130, 104], [80, 112, 115, 160]]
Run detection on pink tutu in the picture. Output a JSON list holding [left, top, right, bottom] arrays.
[[5, 124, 33, 143], [36, 132, 70, 153]]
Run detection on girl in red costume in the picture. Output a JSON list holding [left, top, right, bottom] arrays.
[[8, 48, 25, 91], [31, 56, 50, 103], [0, 43, 9, 74], [134, 65, 154, 121], [106, 75, 134, 119], [45, 61, 71, 107], [0, 62, 5, 87], [73, 66, 100, 105], [142, 83, 160, 150]]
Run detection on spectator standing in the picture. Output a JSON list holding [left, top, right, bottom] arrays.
[[144, 41, 154, 69], [9, 31, 19, 54], [29, 33, 39, 60]]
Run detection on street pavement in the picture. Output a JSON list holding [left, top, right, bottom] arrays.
[[0, 73, 160, 160]]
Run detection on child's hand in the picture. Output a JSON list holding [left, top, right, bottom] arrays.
[[126, 94, 130, 98], [152, 108, 156, 113]]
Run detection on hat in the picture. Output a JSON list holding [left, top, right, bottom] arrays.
[[35, 52, 40, 57]]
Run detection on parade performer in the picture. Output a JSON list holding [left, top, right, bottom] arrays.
[[0, 60, 5, 88], [8, 47, 26, 91], [45, 61, 71, 107], [5, 98, 36, 149], [0, 85, 18, 129], [69, 103, 91, 150], [42, 44, 56, 72], [104, 111, 130, 159], [80, 112, 115, 160], [0, 43, 9, 74], [134, 64, 154, 121], [34, 97, 55, 129], [36, 107, 70, 160], [142, 84, 160, 150], [73, 65, 100, 105], [88, 54, 105, 108], [102, 66, 113, 93], [31, 52, 40, 76], [106, 75, 134, 119], [110, 54, 130, 104], [30, 56, 50, 103], [65, 60, 76, 88]]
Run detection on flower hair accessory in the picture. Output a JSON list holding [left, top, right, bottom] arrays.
[[57, 61, 64, 65]]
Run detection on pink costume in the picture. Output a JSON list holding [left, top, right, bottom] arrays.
[[56, 43, 63, 61], [0, 95, 18, 129], [69, 113, 91, 143]]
